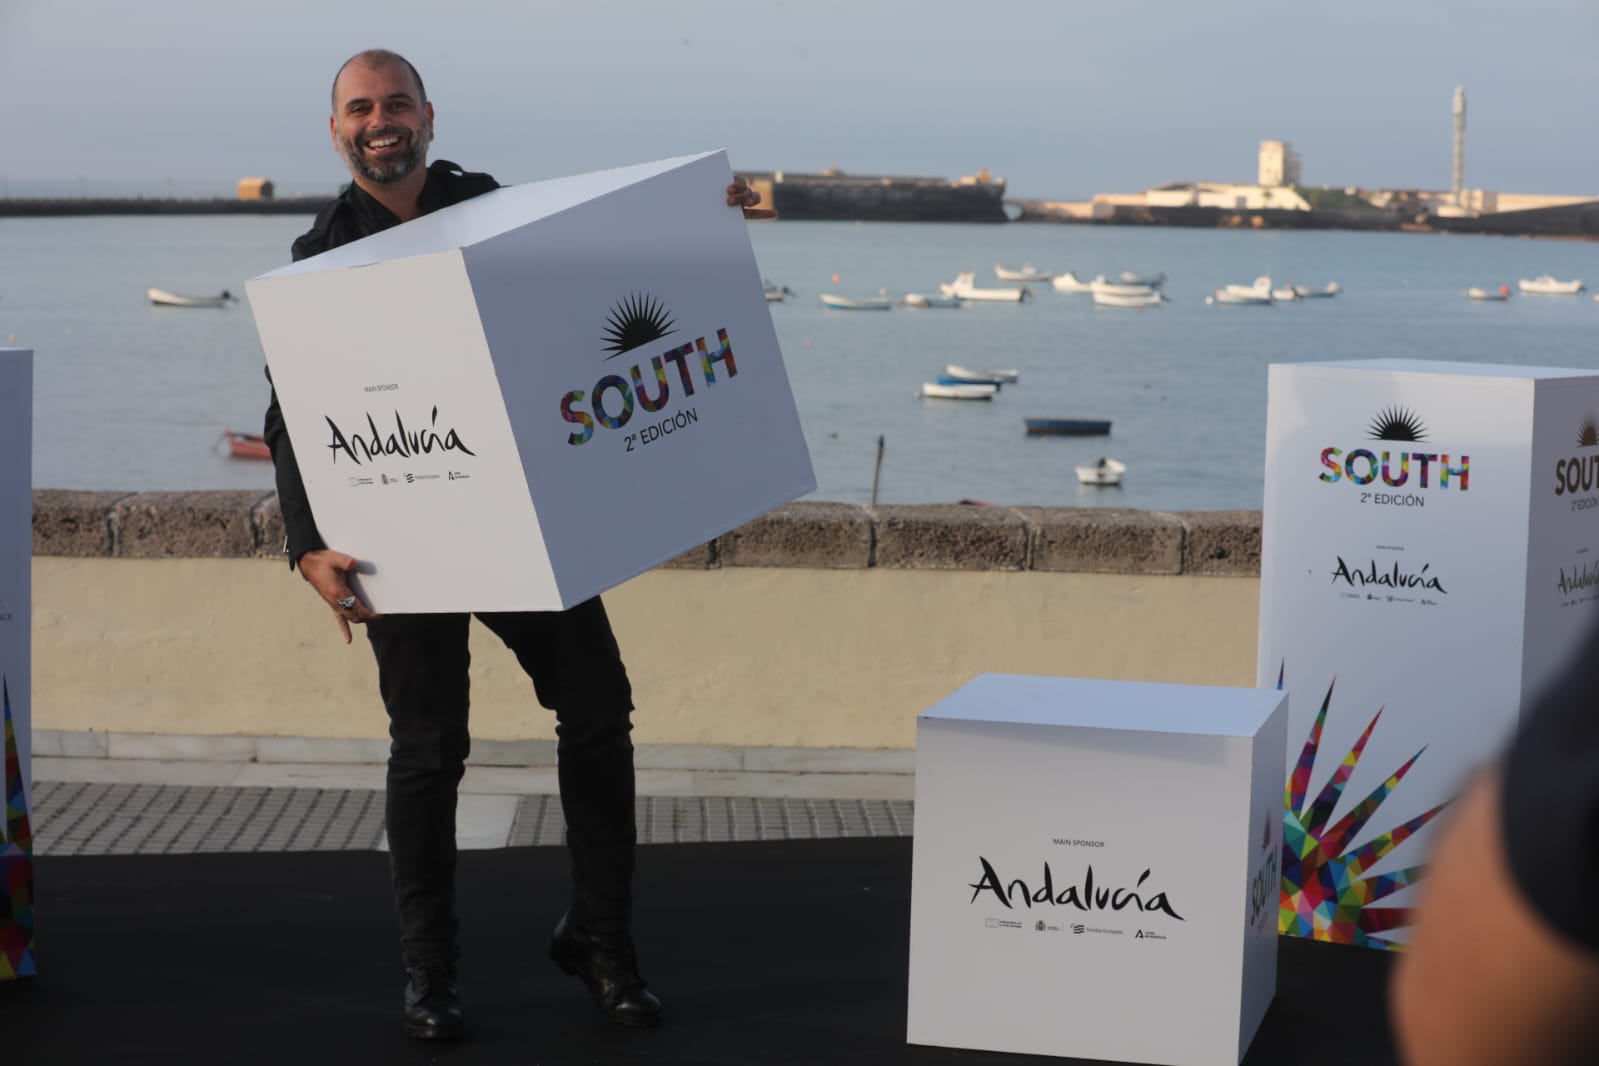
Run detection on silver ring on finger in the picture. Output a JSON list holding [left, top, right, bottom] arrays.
[[337, 596, 357, 611]]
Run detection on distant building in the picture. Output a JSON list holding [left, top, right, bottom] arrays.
[[1140, 182, 1311, 211], [236, 177, 275, 201], [1258, 141, 1301, 187]]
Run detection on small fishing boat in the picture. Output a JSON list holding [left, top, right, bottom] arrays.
[[1209, 289, 1273, 306], [1519, 275, 1584, 295], [1075, 457, 1127, 486], [1292, 282, 1341, 298], [1051, 272, 1100, 293], [936, 373, 1005, 389], [149, 287, 235, 308], [1093, 289, 1163, 309], [1119, 271, 1166, 289], [820, 293, 893, 311], [1270, 287, 1299, 302], [904, 293, 962, 308], [944, 364, 1019, 384], [1223, 276, 1273, 298], [1089, 279, 1156, 298], [222, 429, 270, 460], [940, 272, 1030, 303], [1466, 286, 1511, 302], [763, 279, 795, 302], [1023, 417, 1111, 436], [919, 382, 998, 400], [995, 263, 1053, 282]]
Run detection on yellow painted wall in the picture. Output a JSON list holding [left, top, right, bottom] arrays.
[[33, 557, 1260, 750]]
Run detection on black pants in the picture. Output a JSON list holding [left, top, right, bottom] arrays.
[[366, 596, 636, 966]]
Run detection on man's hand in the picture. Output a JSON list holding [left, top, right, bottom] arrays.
[[728, 176, 777, 220], [298, 549, 381, 644]]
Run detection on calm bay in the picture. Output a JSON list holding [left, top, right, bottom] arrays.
[[2, 215, 1594, 510]]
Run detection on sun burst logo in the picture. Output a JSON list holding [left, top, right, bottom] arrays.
[[601, 293, 676, 359], [1578, 415, 1599, 448], [1367, 406, 1428, 442], [1277, 669, 1449, 952]]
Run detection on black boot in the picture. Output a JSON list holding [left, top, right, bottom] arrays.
[[403, 960, 463, 1040], [548, 911, 663, 1028]]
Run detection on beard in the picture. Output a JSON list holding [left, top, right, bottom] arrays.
[[339, 122, 430, 184]]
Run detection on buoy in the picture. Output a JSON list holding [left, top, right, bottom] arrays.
[[831, 273, 840, 283]]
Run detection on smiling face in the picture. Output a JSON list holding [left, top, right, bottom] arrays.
[[329, 57, 434, 186]]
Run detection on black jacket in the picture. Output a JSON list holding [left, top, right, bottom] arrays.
[[261, 160, 500, 566]]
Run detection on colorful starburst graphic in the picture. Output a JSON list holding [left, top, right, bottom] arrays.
[[1277, 670, 1450, 951], [1, 676, 35, 979]]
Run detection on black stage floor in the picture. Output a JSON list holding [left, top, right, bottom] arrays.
[[5, 838, 1398, 1065]]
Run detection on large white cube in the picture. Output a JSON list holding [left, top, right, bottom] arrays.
[[908, 674, 1285, 1066], [246, 150, 814, 613], [1259, 360, 1599, 948], [0, 347, 33, 980]]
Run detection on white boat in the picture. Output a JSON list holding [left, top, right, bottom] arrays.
[[1089, 279, 1156, 298], [1270, 287, 1299, 302], [1519, 275, 1584, 295], [904, 293, 962, 308], [918, 382, 998, 400], [1075, 458, 1127, 486], [995, 263, 1053, 282], [1223, 276, 1273, 298], [1466, 286, 1510, 302], [1050, 272, 1101, 293], [819, 293, 892, 311], [940, 272, 1029, 303], [1119, 271, 1166, 288], [147, 287, 235, 308], [763, 279, 795, 302], [945, 364, 1020, 384], [1093, 289, 1163, 309], [1292, 282, 1341, 298], [1209, 289, 1273, 305]]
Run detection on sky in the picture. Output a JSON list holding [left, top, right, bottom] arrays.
[[4, 0, 1597, 201]]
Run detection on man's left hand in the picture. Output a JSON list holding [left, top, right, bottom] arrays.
[[728, 176, 777, 220]]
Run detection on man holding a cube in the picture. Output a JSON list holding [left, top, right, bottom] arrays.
[[262, 48, 771, 1042]]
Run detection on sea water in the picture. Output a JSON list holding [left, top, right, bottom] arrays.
[[1, 215, 1593, 509]]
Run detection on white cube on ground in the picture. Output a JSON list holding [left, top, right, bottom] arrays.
[[1259, 360, 1599, 948], [908, 673, 1285, 1066]]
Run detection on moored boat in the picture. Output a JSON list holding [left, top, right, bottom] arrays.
[[945, 364, 1019, 384], [904, 292, 962, 308], [1119, 271, 1165, 288], [1093, 289, 1163, 309], [149, 287, 235, 308], [995, 263, 1053, 282], [1519, 275, 1584, 295], [1209, 288, 1273, 306], [1089, 279, 1156, 298], [820, 293, 893, 310], [1292, 282, 1341, 298], [1075, 457, 1127, 485], [1023, 417, 1111, 436], [1466, 286, 1511, 302], [222, 429, 270, 460], [919, 382, 998, 400], [940, 272, 1029, 303], [763, 279, 795, 302], [1051, 271, 1100, 293]]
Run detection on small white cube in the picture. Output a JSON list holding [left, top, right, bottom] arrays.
[[908, 674, 1286, 1066]]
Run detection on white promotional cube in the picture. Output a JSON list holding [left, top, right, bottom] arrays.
[[909, 674, 1285, 1066], [0, 347, 33, 980], [1259, 360, 1599, 948], [247, 150, 814, 613]]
